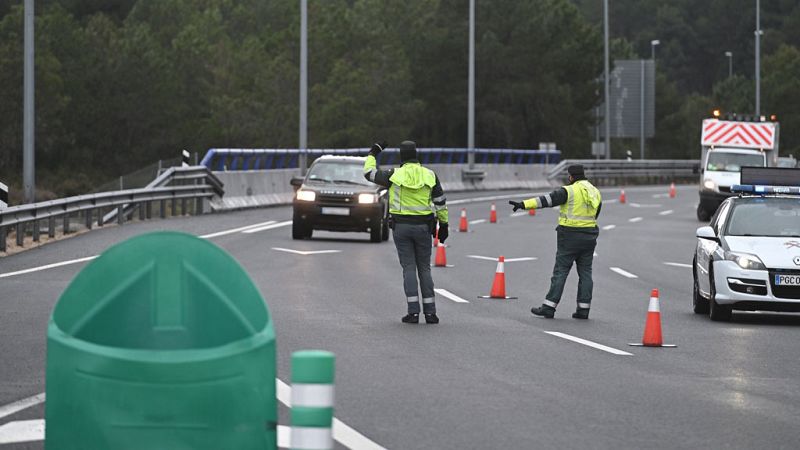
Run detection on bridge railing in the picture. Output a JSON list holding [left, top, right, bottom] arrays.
[[0, 166, 224, 253], [547, 159, 701, 185], [200, 148, 562, 171]]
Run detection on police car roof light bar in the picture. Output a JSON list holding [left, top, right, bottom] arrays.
[[731, 184, 800, 195]]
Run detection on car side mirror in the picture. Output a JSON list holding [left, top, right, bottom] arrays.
[[290, 177, 304, 187], [696, 226, 718, 241]]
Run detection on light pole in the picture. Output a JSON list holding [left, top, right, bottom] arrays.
[[755, 0, 761, 117], [23, 0, 35, 203], [603, 0, 610, 159], [467, 0, 475, 169], [650, 39, 660, 60], [641, 39, 659, 160], [725, 51, 733, 78], [299, 0, 308, 175]]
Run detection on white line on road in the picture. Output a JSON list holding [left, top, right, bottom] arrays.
[[610, 267, 638, 278], [467, 255, 536, 262], [0, 257, 97, 279], [664, 262, 693, 268], [0, 393, 45, 420], [468, 219, 487, 225], [242, 220, 294, 234], [510, 211, 528, 217], [199, 220, 276, 238], [629, 203, 662, 208], [467, 255, 499, 261], [652, 193, 669, 198], [272, 248, 341, 256], [0, 419, 44, 445], [602, 224, 616, 230], [659, 210, 674, 216], [434, 288, 469, 303], [276, 379, 386, 450], [544, 331, 633, 356], [604, 199, 619, 204], [629, 217, 643, 223]]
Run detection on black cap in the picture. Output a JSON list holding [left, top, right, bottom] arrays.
[[399, 140, 417, 163], [567, 164, 585, 178]]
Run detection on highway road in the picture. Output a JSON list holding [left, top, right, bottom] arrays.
[[2, 184, 800, 449]]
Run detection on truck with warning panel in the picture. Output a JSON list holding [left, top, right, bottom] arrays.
[[697, 112, 780, 221]]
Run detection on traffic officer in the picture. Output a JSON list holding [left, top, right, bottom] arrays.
[[509, 164, 602, 319], [364, 140, 449, 324]]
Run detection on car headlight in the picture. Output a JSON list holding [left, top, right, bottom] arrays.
[[296, 190, 316, 202], [703, 179, 717, 190], [358, 193, 378, 204], [723, 251, 766, 270]]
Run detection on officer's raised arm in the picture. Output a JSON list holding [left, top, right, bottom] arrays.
[[363, 142, 393, 188]]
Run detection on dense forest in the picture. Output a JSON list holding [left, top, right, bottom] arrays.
[[0, 0, 799, 200]]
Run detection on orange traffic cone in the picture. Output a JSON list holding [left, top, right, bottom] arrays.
[[490, 203, 497, 223], [434, 243, 449, 267], [459, 208, 468, 232], [478, 256, 518, 299], [669, 182, 676, 198], [529, 207, 536, 216], [629, 289, 676, 348], [619, 189, 627, 204]]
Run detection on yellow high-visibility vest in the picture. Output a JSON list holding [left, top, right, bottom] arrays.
[[558, 180, 601, 228]]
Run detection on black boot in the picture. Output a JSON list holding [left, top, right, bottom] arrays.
[[402, 313, 419, 324], [572, 309, 590, 319], [531, 305, 556, 318], [425, 313, 439, 324]]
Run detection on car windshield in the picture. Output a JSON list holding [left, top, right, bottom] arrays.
[[306, 161, 370, 186], [706, 152, 765, 172], [726, 198, 800, 237]]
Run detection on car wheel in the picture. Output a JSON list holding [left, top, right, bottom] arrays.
[[707, 264, 732, 321], [692, 258, 710, 314], [696, 204, 711, 222], [381, 216, 390, 241], [292, 220, 311, 240], [370, 220, 383, 243]]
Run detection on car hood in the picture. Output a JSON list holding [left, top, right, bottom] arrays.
[[303, 183, 379, 194], [724, 236, 800, 269]]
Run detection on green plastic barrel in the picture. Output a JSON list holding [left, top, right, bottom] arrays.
[[45, 232, 277, 450]]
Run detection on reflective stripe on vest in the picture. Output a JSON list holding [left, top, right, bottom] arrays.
[[558, 181, 601, 227], [389, 164, 436, 216]]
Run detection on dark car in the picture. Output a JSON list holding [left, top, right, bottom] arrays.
[[291, 156, 389, 242]]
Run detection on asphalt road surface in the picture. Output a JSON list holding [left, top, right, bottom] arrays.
[[2, 185, 799, 449]]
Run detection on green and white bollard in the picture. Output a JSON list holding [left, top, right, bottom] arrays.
[[291, 350, 335, 450]]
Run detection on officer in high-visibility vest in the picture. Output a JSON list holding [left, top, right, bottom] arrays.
[[509, 164, 602, 319], [364, 140, 449, 324]]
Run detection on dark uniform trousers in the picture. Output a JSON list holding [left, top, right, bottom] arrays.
[[392, 221, 436, 314], [545, 229, 598, 307]]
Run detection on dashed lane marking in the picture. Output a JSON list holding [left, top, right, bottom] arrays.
[[602, 224, 616, 230], [0, 393, 45, 420], [629, 217, 643, 223], [0, 257, 97, 279], [199, 220, 276, 238], [467, 255, 537, 262], [544, 332, 633, 356], [434, 288, 470, 303], [610, 267, 638, 278], [664, 262, 693, 268], [272, 247, 341, 256], [468, 219, 487, 225], [659, 210, 674, 216], [242, 220, 294, 234], [629, 203, 662, 208], [510, 211, 528, 217]]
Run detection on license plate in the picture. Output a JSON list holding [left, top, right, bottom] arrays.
[[775, 274, 800, 286], [321, 207, 350, 216]]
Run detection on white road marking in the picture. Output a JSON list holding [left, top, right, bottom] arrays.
[[652, 193, 669, 198], [0, 393, 45, 420], [0, 257, 97, 279], [469, 219, 487, 225], [629, 203, 661, 208], [602, 224, 616, 230], [629, 217, 643, 223], [664, 262, 693, 268], [242, 220, 294, 234], [610, 267, 638, 278], [199, 220, 276, 238], [467, 255, 536, 262], [276, 379, 386, 450], [272, 248, 341, 256], [659, 210, 674, 216], [434, 288, 469, 303], [467, 255, 500, 261], [0, 419, 44, 445], [604, 199, 619, 204], [510, 211, 528, 217], [544, 332, 633, 356]]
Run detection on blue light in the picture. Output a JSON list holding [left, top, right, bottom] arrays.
[[731, 184, 800, 195]]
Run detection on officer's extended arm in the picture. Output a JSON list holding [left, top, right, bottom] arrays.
[[363, 142, 393, 188], [431, 175, 448, 224], [509, 188, 568, 211]]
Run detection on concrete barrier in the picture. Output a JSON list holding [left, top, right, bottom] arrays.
[[209, 165, 554, 212]]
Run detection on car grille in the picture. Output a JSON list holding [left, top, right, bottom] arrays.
[[317, 194, 354, 205], [769, 269, 800, 300]]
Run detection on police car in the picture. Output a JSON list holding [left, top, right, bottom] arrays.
[[291, 156, 389, 242], [693, 167, 800, 321]]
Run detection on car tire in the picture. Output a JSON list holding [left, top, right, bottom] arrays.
[[707, 264, 732, 321], [292, 220, 311, 240], [696, 204, 711, 222], [381, 216, 390, 241], [370, 222, 383, 243], [692, 258, 710, 314]]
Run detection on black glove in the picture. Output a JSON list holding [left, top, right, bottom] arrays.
[[437, 222, 449, 244], [369, 141, 387, 156], [509, 200, 525, 212]]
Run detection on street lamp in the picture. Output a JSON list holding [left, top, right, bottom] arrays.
[[603, 0, 610, 159], [725, 51, 733, 78], [650, 39, 660, 60], [23, 0, 35, 203], [299, 0, 308, 175], [467, 0, 475, 169], [755, 0, 761, 116]]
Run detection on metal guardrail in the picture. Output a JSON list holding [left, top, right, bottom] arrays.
[[201, 148, 562, 171], [0, 167, 224, 253], [547, 159, 701, 183]]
